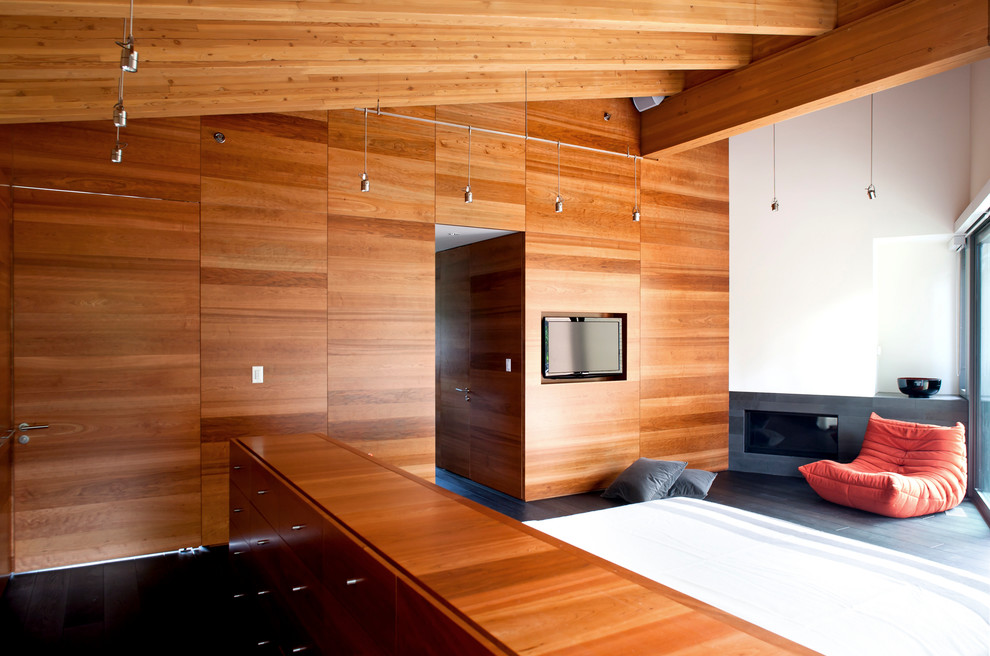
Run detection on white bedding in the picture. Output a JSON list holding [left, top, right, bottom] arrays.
[[526, 498, 990, 656]]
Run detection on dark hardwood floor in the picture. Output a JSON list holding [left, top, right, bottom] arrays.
[[1, 469, 987, 653], [436, 468, 990, 576]]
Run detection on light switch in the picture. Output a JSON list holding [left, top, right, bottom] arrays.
[[505, 358, 512, 372], [252, 366, 264, 384]]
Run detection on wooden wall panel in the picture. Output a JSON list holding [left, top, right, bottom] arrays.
[[640, 141, 729, 470], [524, 232, 640, 500], [0, 125, 10, 587], [328, 216, 435, 480], [11, 118, 201, 202], [200, 112, 329, 544], [526, 99, 640, 154], [13, 188, 201, 571], [328, 107, 436, 224], [436, 126, 526, 232], [525, 141, 639, 243]]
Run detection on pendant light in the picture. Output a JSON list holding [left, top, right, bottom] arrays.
[[360, 108, 371, 192], [554, 140, 563, 213], [464, 126, 473, 203], [111, 125, 127, 163], [116, 0, 138, 73], [632, 153, 641, 222], [770, 124, 780, 212], [866, 94, 877, 200]]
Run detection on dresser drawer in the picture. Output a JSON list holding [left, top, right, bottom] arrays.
[[250, 460, 281, 528], [230, 443, 253, 496], [277, 487, 324, 580], [324, 520, 396, 654]]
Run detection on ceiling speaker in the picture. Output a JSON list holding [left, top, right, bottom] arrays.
[[632, 96, 666, 112]]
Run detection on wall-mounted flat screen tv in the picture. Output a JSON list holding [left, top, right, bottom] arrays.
[[542, 316, 625, 380]]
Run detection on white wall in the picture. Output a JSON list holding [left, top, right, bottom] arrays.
[[972, 59, 990, 198], [730, 67, 972, 397]]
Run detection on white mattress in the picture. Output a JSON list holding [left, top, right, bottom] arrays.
[[527, 498, 990, 656]]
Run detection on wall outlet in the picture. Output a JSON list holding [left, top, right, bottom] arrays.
[[252, 366, 264, 384]]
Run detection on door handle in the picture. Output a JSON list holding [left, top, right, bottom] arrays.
[[18, 422, 49, 431]]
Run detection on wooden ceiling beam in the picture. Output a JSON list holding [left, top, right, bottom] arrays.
[[0, 20, 752, 74], [2, 1, 837, 35], [0, 70, 684, 124], [641, 0, 990, 158]]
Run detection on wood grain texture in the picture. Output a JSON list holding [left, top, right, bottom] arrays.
[[437, 235, 524, 497], [10, 118, 201, 202], [237, 433, 813, 655], [435, 112, 526, 231], [0, 1, 836, 34], [436, 246, 472, 477], [525, 140, 640, 242], [524, 233, 641, 500], [641, 0, 990, 156], [467, 234, 524, 498], [12, 187, 201, 572], [328, 107, 437, 224], [0, 132, 9, 587], [640, 142, 729, 471], [327, 216, 435, 480], [200, 112, 330, 544], [526, 99, 641, 155]]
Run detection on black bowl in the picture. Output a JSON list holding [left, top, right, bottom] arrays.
[[897, 377, 941, 398]]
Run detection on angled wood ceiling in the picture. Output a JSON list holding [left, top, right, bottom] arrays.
[[2, 1, 988, 156]]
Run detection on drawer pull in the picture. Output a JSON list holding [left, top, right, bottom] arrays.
[[233, 593, 245, 599], [233, 507, 244, 513], [291, 585, 308, 592], [291, 648, 309, 653], [232, 550, 245, 556], [257, 590, 271, 596], [256, 489, 268, 495], [291, 524, 306, 531], [256, 539, 269, 545], [233, 465, 242, 470], [345, 578, 364, 586]]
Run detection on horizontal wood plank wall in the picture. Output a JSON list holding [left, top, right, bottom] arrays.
[[436, 103, 526, 231], [327, 106, 437, 480], [327, 216, 436, 481], [526, 99, 641, 155], [640, 141, 730, 470], [0, 128, 10, 586], [13, 187, 201, 571], [10, 118, 201, 202], [200, 112, 329, 544], [524, 137, 641, 499], [327, 107, 437, 224]]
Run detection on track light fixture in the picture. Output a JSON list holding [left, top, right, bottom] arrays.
[[464, 126, 473, 204], [113, 101, 127, 128], [116, 0, 138, 72], [770, 124, 780, 212], [866, 94, 877, 200], [360, 108, 371, 192], [111, 125, 127, 163], [554, 140, 563, 213]]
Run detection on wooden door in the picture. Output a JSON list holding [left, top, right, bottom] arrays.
[[436, 246, 471, 476], [436, 234, 523, 497], [0, 131, 11, 588], [12, 188, 202, 572]]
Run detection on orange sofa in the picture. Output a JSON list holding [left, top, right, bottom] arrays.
[[799, 413, 967, 518]]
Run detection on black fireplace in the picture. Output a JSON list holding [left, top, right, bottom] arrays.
[[745, 410, 839, 460]]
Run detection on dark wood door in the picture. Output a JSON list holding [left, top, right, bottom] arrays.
[[436, 234, 523, 497], [12, 188, 202, 572], [436, 246, 471, 476]]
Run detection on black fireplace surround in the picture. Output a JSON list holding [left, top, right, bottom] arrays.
[[730, 391, 969, 477]]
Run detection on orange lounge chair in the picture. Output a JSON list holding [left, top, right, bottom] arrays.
[[799, 412, 967, 518]]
